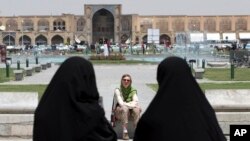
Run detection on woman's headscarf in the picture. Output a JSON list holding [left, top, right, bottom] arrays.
[[33, 56, 117, 141], [120, 74, 137, 102], [134, 56, 226, 141]]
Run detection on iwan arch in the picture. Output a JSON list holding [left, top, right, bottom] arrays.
[[1, 4, 250, 46]]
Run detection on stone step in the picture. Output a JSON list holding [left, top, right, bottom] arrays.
[[0, 137, 31, 141], [0, 114, 33, 137], [0, 138, 133, 141]]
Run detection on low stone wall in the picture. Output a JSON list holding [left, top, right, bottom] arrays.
[[0, 92, 38, 140], [205, 89, 250, 140], [0, 92, 38, 114]]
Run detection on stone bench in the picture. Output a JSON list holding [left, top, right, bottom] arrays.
[[207, 62, 228, 67], [24, 67, 33, 76], [0, 92, 38, 114], [0, 92, 38, 138], [194, 68, 205, 79], [46, 62, 52, 68], [34, 64, 42, 72], [41, 63, 47, 70], [205, 89, 250, 139], [13, 70, 24, 81]]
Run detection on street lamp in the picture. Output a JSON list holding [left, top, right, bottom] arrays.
[[8, 25, 10, 46], [21, 20, 24, 46], [130, 30, 133, 54]]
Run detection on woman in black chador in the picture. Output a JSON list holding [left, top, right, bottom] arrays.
[[33, 57, 117, 141], [134, 56, 226, 141]]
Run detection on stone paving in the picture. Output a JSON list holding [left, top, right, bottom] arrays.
[[1, 63, 158, 141], [2, 63, 158, 118], [0, 55, 241, 141]]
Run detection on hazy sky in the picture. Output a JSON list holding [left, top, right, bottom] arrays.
[[1, 0, 250, 16]]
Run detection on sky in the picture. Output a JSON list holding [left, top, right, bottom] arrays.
[[1, 0, 250, 16]]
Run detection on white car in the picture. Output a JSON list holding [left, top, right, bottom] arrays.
[[76, 45, 87, 51], [56, 45, 70, 51], [6, 45, 14, 50]]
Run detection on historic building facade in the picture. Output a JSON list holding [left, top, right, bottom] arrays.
[[1, 4, 250, 46]]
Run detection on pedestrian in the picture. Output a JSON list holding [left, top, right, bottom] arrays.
[[141, 43, 145, 55], [111, 74, 141, 140], [134, 56, 226, 141], [33, 56, 117, 141]]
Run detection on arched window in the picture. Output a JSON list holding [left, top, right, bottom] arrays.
[[53, 19, 66, 31]]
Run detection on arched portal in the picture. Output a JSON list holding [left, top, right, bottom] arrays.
[[51, 35, 64, 45], [19, 35, 31, 45], [92, 9, 114, 44], [142, 35, 148, 44], [35, 35, 48, 45], [160, 34, 171, 44], [3, 35, 15, 46]]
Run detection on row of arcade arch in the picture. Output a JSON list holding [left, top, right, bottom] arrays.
[[2, 34, 70, 46], [3, 33, 172, 46], [120, 34, 171, 44]]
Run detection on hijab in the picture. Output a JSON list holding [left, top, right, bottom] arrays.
[[33, 56, 117, 141], [120, 74, 137, 102], [134, 56, 226, 141]]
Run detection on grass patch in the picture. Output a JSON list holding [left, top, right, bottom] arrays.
[[0, 68, 15, 83], [147, 82, 250, 93], [204, 68, 250, 81], [0, 85, 47, 99]]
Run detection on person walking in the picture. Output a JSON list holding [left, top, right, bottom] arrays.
[[134, 56, 226, 141], [33, 56, 117, 141]]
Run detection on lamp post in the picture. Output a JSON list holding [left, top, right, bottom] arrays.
[[130, 30, 133, 54], [21, 20, 24, 46], [8, 25, 10, 45]]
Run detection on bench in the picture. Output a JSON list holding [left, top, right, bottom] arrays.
[[13, 70, 24, 81], [47, 62, 52, 68], [0, 92, 38, 114], [194, 68, 205, 79], [205, 89, 250, 139], [0, 92, 38, 138], [34, 64, 42, 72], [41, 63, 47, 70], [24, 67, 33, 76]]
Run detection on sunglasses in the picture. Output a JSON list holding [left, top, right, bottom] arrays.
[[122, 79, 131, 82]]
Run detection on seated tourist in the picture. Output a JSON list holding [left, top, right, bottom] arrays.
[[111, 74, 141, 140]]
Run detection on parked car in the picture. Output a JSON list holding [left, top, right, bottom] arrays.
[[56, 44, 70, 51], [76, 45, 87, 51]]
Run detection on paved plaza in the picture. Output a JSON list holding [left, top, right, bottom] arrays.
[[0, 54, 237, 141], [1, 62, 160, 141], [2, 63, 158, 118]]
